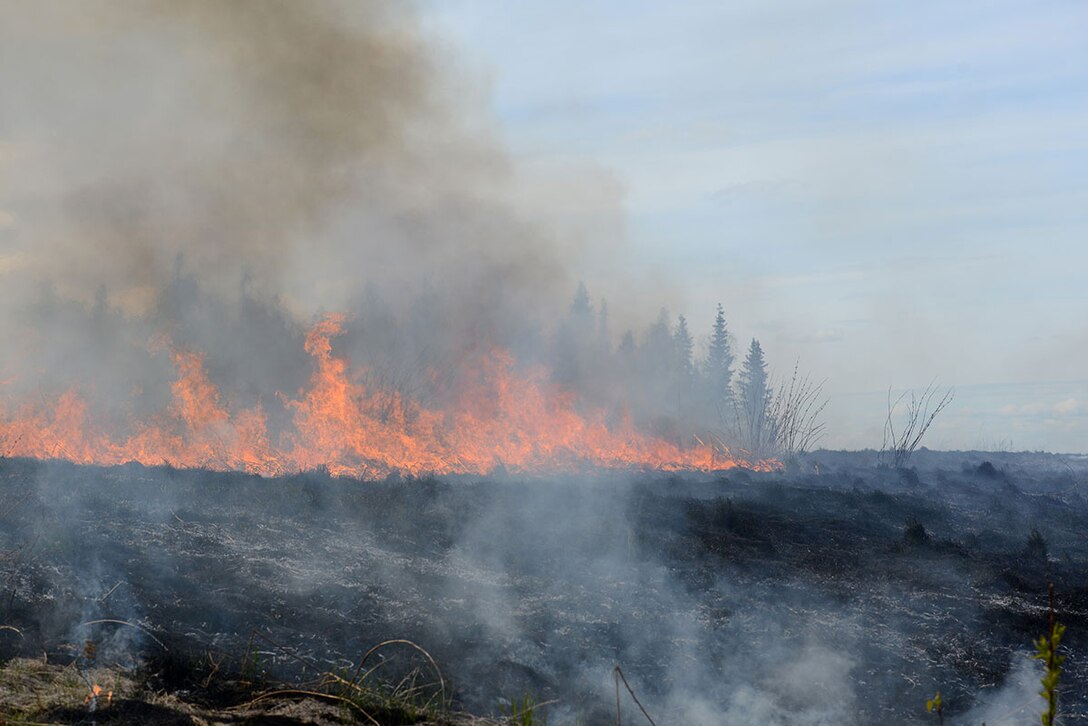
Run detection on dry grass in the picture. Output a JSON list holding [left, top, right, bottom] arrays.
[[0, 645, 508, 726], [0, 656, 134, 723]]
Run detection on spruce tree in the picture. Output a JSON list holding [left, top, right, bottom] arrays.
[[674, 315, 694, 378], [598, 299, 611, 355], [571, 282, 592, 318], [638, 309, 676, 422], [555, 282, 595, 388], [736, 338, 774, 455], [706, 304, 735, 418], [674, 314, 695, 419]]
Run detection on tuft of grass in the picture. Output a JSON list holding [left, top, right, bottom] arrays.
[[225, 633, 454, 725], [1, 633, 489, 725], [0, 655, 132, 722], [501, 694, 545, 725]]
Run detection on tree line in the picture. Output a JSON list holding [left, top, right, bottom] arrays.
[[550, 283, 826, 458]]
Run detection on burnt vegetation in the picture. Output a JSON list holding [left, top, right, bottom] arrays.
[[1, 451, 1087, 723]]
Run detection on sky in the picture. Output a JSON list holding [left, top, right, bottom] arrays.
[[422, 0, 1088, 452]]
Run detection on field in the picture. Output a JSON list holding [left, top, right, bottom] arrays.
[[1, 451, 1086, 724]]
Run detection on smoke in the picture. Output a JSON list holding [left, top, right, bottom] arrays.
[[954, 655, 1043, 725], [0, 0, 672, 457], [0, 0, 585, 335]]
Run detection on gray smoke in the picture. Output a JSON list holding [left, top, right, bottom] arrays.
[[0, 0, 658, 443], [0, 0, 581, 339]]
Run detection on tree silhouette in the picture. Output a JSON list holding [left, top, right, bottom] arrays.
[[554, 282, 596, 387], [674, 314, 695, 418], [597, 299, 611, 356], [736, 338, 774, 456], [705, 303, 735, 424], [674, 315, 694, 380]]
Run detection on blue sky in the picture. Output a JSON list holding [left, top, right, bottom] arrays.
[[422, 0, 1088, 451]]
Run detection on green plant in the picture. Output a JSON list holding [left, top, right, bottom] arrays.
[[925, 690, 943, 725], [1034, 583, 1065, 726], [240, 638, 263, 683], [502, 693, 545, 725]]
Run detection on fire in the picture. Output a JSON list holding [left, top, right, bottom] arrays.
[[0, 315, 772, 477], [85, 683, 113, 706]]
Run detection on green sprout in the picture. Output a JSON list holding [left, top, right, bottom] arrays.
[[1034, 583, 1065, 726], [925, 690, 944, 725]]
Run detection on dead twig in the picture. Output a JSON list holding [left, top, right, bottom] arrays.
[[0, 624, 24, 638], [229, 688, 381, 726], [97, 581, 122, 603], [351, 638, 446, 710], [613, 665, 657, 726], [78, 619, 168, 651], [200, 650, 224, 689]]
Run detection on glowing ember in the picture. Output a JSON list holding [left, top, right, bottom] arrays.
[[0, 315, 772, 477]]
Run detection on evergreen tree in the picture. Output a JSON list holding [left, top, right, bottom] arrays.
[[571, 282, 592, 318], [674, 315, 693, 378], [674, 314, 695, 419], [705, 303, 735, 422], [632, 309, 676, 424], [597, 299, 611, 355], [643, 308, 674, 376], [617, 330, 636, 366], [555, 282, 596, 388], [736, 338, 774, 455]]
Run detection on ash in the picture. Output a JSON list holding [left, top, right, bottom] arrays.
[[2, 451, 1087, 724]]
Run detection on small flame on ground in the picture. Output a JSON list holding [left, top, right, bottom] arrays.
[[0, 314, 775, 477], [85, 683, 113, 706]]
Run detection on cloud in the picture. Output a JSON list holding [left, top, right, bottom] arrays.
[[1053, 398, 1083, 416], [711, 179, 805, 206], [1000, 398, 1086, 418]]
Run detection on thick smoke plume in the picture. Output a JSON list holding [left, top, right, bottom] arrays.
[[0, 0, 570, 318], [0, 0, 674, 462]]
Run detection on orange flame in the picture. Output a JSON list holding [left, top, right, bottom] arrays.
[[0, 314, 773, 477], [85, 683, 113, 706]]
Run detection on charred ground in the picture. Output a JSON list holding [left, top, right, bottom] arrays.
[[1, 451, 1087, 723]]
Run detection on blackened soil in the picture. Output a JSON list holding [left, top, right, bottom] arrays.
[[1, 450, 1087, 723]]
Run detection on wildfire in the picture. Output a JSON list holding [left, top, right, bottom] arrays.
[[0, 315, 771, 477]]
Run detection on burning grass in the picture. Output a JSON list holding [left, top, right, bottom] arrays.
[[0, 315, 771, 480]]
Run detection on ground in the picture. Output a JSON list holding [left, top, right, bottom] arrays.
[[1, 451, 1086, 723]]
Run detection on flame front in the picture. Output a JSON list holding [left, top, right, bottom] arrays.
[[0, 315, 770, 477]]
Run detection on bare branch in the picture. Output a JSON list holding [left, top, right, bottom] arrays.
[[880, 381, 954, 468], [770, 360, 829, 456]]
